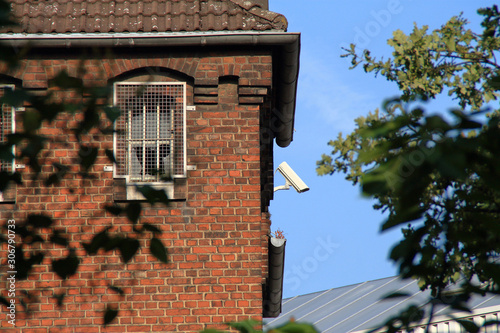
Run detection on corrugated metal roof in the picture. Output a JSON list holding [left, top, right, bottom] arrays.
[[263, 276, 500, 332], [2, 0, 288, 34]]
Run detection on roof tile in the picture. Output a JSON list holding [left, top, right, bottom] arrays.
[[3, 0, 287, 34]]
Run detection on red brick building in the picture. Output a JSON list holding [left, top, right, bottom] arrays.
[[0, 0, 299, 331]]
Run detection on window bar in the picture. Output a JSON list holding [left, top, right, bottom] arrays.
[[11, 100, 15, 171], [171, 104, 174, 176], [156, 101, 160, 181], [113, 84, 118, 178], [142, 101, 146, 181], [182, 84, 187, 177], [0, 85, 15, 173], [127, 101, 132, 180]]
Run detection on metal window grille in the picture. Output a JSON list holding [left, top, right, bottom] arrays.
[[114, 82, 186, 182], [0, 85, 15, 173]]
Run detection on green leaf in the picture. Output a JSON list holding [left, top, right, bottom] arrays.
[[103, 236, 123, 252], [48, 70, 83, 90], [227, 320, 261, 333], [83, 227, 111, 255], [0, 296, 10, 308], [49, 230, 68, 246], [135, 185, 170, 206], [483, 320, 500, 329], [118, 237, 140, 263], [150, 237, 168, 263], [105, 149, 118, 164], [360, 118, 404, 139], [78, 145, 98, 171], [126, 202, 142, 224], [487, 75, 500, 90], [104, 204, 123, 216], [53, 293, 65, 307], [424, 115, 452, 132], [26, 214, 53, 228], [457, 319, 479, 333], [22, 110, 42, 132], [103, 106, 121, 123], [142, 223, 162, 235], [103, 306, 118, 326], [108, 285, 125, 296], [52, 250, 79, 280], [381, 291, 411, 299], [45, 174, 62, 186], [45, 163, 69, 186], [0, 87, 26, 108], [0, 145, 14, 164], [0, 170, 21, 193], [77, 103, 100, 136], [435, 150, 467, 179], [25, 234, 44, 245], [272, 321, 319, 333]]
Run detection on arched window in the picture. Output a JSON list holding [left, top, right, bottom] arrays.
[[113, 82, 186, 183]]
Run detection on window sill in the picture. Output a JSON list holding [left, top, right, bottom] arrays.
[[125, 183, 174, 201], [113, 178, 186, 201]]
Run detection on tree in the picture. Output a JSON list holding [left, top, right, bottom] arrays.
[[0, 0, 169, 325], [317, 5, 500, 332]]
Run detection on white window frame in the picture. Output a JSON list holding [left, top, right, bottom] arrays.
[[113, 82, 187, 187]]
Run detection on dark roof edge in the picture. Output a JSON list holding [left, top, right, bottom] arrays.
[[274, 36, 299, 148], [0, 31, 300, 147]]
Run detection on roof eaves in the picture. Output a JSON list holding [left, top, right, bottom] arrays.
[[0, 30, 299, 147]]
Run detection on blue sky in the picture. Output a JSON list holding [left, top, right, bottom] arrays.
[[266, 0, 498, 298]]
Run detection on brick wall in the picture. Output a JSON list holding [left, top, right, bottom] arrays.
[[0, 47, 275, 332]]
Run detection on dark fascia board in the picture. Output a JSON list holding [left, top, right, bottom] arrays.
[[0, 31, 300, 147]]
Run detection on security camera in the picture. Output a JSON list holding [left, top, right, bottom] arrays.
[[274, 161, 310, 193]]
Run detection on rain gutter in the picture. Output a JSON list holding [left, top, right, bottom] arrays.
[[0, 31, 300, 147], [263, 237, 286, 318]]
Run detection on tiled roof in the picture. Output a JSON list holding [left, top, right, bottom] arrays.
[[3, 0, 287, 34]]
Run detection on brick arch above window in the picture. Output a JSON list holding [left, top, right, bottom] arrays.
[[103, 58, 199, 82], [109, 66, 194, 84]]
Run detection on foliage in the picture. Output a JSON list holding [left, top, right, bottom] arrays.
[[0, 0, 169, 325], [318, 5, 500, 333], [341, 10, 500, 111], [201, 319, 318, 333]]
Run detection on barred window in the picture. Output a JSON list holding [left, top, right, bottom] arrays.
[[0, 84, 15, 202], [0, 84, 15, 174], [113, 82, 186, 183]]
